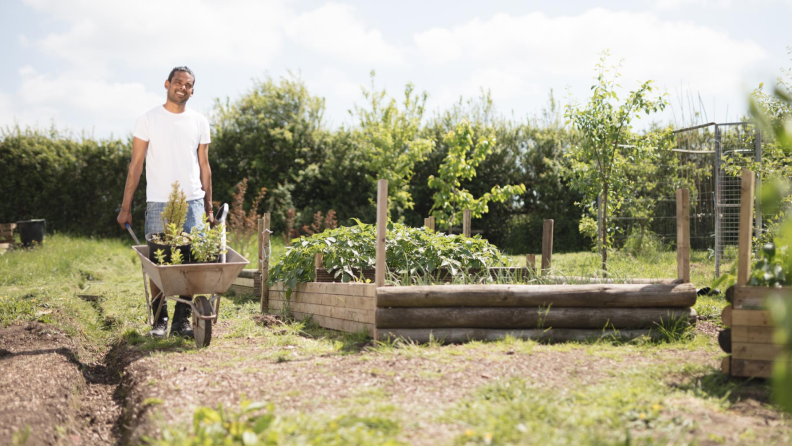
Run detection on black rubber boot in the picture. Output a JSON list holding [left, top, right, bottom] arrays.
[[170, 296, 194, 338], [149, 297, 169, 338]]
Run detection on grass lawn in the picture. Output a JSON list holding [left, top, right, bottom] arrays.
[[0, 234, 788, 445]]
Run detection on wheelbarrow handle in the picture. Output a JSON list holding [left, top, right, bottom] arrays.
[[125, 223, 141, 245]]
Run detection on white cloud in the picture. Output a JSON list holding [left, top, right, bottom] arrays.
[[285, 2, 405, 66], [413, 9, 768, 116], [17, 67, 162, 119], [306, 67, 361, 100], [23, 0, 289, 70]]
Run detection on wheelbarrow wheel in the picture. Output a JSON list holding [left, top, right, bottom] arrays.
[[194, 295, 213, 348]]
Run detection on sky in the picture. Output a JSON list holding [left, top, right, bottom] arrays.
[[0, 0, 790, 139]]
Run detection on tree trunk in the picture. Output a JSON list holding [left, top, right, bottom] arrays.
[[601, 185, 608, 273]]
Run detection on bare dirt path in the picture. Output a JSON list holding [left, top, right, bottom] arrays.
[[0, 320, 789, 445], [0, 323, 122, 445]]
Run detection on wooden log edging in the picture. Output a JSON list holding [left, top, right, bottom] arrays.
[[375, 306, 697, 329], [376, 283, 697, 308], [378, 328, 658, 344]]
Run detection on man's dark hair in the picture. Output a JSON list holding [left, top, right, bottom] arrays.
[[168, 66, 195, 83]]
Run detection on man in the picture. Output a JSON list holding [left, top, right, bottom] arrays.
[[117, 66, 214, 338]]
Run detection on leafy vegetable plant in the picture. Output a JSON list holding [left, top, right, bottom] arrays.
[[191, 215, 227, 263], [268, 219, 510, 298]]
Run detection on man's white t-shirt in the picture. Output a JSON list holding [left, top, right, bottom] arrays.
[[133, 105, 211, 202]]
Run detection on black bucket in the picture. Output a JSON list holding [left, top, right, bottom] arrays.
[[146, 233, 192, 264], [16, 219, 46, 247]]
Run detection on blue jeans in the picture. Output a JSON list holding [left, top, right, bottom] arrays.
[[145, 199, 205, 237]]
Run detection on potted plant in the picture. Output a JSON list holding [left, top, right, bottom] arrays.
[[147, 181, 192, 264], [190, 214, 227, 263]]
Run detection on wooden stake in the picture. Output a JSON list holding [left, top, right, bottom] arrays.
[[526, 254, 536, 273], [425, 216, 435, 232], [737, 169, 755, 286], [314, 252, 324, 278], [542, 219, 554, 273], [676, 188, 690, 283], [259, 213, 271, 313], [463, 210, 471, 238], [375, 179, 388, 288]]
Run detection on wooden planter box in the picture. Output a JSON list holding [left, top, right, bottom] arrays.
[[0, 223, 15, 251], [721, 286, 790, 378], [269, 282, 376, 336]]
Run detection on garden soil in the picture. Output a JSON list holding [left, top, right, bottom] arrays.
[[0, 321, 789, 445], [0, 322, 122, 445]]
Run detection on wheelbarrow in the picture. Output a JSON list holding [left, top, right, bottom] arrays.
[[127, 204, 249, 347]]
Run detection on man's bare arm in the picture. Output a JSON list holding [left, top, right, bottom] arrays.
[[117, 137, 148, 228], [197, 143, 214, 224]]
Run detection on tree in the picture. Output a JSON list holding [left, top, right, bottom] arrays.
[[211, 74, 327, 215], [428, 119, 525, 230], [564, 53, 667, 271], [353, 72, 435, 220]]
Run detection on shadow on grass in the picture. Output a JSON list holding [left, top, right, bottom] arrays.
[[670, 368, 774, 406]]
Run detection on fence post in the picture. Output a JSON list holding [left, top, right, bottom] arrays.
[[526, 254, 536, 273], [463, 210, 471, 238], [424, 216, 435, 232], [541, 219, 554, 274], [259, 213, 271, 313], [737, 168, 755, 286], [676, 189, 690, 283], [375, 180, 388, 287], [314, 253, 323, 279]]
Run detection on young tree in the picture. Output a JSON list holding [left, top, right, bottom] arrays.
[[428, 119, 526, 230], [564, 53, 668, 271], [354, 72, 435, 220]]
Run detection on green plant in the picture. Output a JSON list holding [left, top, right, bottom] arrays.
[[354, 71, 435, 219], [564, 52, 668, 271], [269, 219, 509, 298], [228, 178, 267, 259], [621, 227, 664, 258], [749, 67, 792, 412], [169, 248, 184, 265], [148, 399, 404, 446], [427, 119, 526, 230], [191, 215, 227, 263], [160, 181, 189, 242]]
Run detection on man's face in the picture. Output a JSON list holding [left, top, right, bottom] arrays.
[[165, 71, 195, 105]]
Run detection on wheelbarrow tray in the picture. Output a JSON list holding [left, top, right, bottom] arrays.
[[133, 245, 249, 296]]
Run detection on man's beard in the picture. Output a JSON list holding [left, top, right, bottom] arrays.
[[169, 90, 189, 105]]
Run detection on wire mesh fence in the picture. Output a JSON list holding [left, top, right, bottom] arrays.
[[603, 122, 762, 280]]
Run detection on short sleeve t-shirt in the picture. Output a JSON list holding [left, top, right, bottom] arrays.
[[133, 105, 211, 202]]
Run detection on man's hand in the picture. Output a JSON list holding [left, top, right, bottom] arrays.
[[206, 211, 216, 227], [117, 209, 132, 229]]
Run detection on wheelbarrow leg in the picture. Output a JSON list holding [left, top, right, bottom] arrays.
[[142, 267, 152, 325], [213, 294, 221, 325]]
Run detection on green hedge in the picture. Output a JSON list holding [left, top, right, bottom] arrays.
[[0, 127, 146, 237]]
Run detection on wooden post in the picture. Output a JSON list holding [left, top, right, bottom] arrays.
[[541, 219, 554, 273], [259, 213, 271, 313], [463, 210, 471, 238], [526, 254, 536, 273], [314, 252, 324, 277], [737, 168, 755, 286], [375, 180, 388, 287], [676, 188, 690, 283], [424, 216, 435, 232]]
